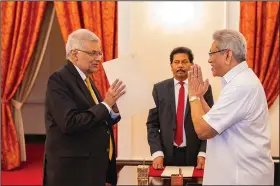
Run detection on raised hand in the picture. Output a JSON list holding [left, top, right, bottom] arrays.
[[103, 79, 126, 108], [188, 64, 209, 97]]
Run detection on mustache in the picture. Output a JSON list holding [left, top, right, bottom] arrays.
[[176, 69, 185, 73]]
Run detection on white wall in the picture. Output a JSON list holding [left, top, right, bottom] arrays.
[[117, 1, 279, 160]]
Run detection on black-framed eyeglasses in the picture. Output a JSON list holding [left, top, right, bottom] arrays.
[[208, 49, 228, 56], [75, 49, 103, 57]]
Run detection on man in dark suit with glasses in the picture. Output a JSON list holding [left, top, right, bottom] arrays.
[[43, 29, 125, 186]]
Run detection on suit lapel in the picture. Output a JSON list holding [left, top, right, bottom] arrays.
[[90, 78, 103, 102], [184, 97, 190, 122], [167, 79, 177, 130], [65, 61, 95, 105], [77, 77, 95, 105]]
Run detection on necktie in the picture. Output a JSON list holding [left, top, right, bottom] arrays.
[[85, 77, 113, 160], [175, 81, 185, 146]]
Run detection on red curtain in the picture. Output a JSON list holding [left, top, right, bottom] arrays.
[[1, 1, 47, 170], [54, 2, 119, 154], [240, 2, 279, 108]]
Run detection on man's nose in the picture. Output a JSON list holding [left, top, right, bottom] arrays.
[[94, 58, 101, 62], [94, 55, 102, 61], [178, 62, 184, 67]]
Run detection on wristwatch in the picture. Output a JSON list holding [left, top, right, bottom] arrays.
[[189, 96, 200, 102]]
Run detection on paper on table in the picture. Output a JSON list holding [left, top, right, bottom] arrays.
[[102, 55, 155, 118], [161, 166, 194, 177]]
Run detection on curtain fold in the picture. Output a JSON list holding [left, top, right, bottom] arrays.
[[12, 3, 55, 162], [54, 1, 119, 154], [240, 2, 279, 108], [1, 1, 47, 170]]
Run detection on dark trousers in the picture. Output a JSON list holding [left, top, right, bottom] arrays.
[[164, 146, 187, 166]]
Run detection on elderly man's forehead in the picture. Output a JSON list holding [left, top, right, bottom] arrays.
[[83, 40, 101, 49], [211, 41, 219, 49]]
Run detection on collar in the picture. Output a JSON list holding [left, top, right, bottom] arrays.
[[174, 78, 188, 86], [222, 61, 248, 84], [74, 65, 87, 81]]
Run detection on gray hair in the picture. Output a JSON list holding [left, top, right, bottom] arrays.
[[65, 29, 100, 58], [213, 29, 247, 63]]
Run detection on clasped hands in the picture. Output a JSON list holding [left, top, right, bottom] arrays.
[[188, 64, 209, 98]]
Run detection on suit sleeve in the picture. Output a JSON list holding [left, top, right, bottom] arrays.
[[146, 85, 163, 154], [199, 85, 214, 153], [46, 72, 110, 134]]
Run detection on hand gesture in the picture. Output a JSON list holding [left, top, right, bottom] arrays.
[[104, 79, 126, 108], [188, 64, 209, 97]]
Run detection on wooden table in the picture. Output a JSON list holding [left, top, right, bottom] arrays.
[[117, 165, 202, 185]]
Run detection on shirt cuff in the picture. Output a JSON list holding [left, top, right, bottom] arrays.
[[110, 109, 120, 119], [101, 102, 120, 119], [152, 151, 164, 160], [198, 152, 206, 158]]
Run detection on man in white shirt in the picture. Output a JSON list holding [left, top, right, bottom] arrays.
[[187, 29, 274, 185], [147, 47, 214, 170]]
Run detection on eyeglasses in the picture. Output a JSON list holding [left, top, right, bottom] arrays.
[[208, 49, 228, 56], [75, 49, 103, 57]]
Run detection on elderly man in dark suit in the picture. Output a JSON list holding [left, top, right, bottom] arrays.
[[43, 29, 125, 186], [147, 47, 214, 170]]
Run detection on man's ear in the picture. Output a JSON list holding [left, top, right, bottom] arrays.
[[225, 50, 232, 65], [70, 50, 78, 61]]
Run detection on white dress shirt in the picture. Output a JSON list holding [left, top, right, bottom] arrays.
[[74, 65, 119, 119], [152, 78, 205, 160], [202, 62, 274, 185]]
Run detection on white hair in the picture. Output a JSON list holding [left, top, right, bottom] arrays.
[[213, 29, 247, 63], [65, 29, 100, 58]]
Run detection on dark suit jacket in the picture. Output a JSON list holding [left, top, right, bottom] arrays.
[[147, 78, 214, 166], [43, 61, 120, 186]]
